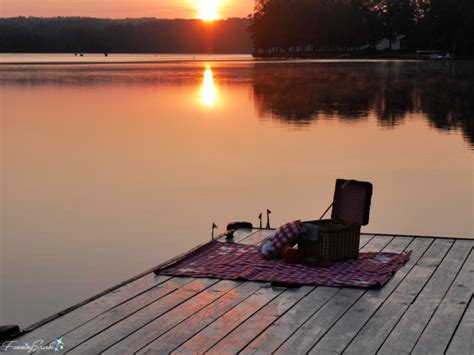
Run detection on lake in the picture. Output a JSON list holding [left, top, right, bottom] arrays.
[[1, 55, 473, 327]]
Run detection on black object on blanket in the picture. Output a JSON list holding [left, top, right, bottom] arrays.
[[225, 222, 253, 240], [227, 222, 253, 231]]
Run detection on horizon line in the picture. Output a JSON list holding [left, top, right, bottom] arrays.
[[0, 15, 251, 21]]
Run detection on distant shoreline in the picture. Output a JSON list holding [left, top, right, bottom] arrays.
[[1, 52, 473, 66], [0, 53, 253, 65], [252, 52, 474, 61], [0, 60, 254, 66]]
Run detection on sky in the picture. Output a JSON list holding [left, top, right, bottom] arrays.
[[0, 0, 255, 19]]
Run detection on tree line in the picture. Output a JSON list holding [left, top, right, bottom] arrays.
[[0, 17, 252, 53], [249, 0, 474, 57]]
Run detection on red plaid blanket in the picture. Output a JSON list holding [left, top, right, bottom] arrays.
[[158, 241, 411, 288]]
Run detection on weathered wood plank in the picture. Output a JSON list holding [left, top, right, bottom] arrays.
[[342, 239, 454, 354], [274, 287, 364, 354], [238, 229, 274, 246], [171, 286, 283, 354], [309, 237, 432, 354], [359, 234, 375, 249], [109, 282, 262, 354], [206, 286, 313, 354], [446, 297, 474, 355], [343, 267, 436, 354], [65, 278, 220, 354], [232, 229, 260, 243], [240, 287, 339, 355], [412, 249, 474, 355], [359, 235, 393, 252], [381, 236, 413, 253], [379, 240, 474, 354], [416, 238, 454, 266], [14, 274, 172, 348]]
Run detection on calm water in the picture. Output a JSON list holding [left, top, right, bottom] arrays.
[[1, 56, 473, 327]]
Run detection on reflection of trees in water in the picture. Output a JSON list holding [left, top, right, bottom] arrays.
[[254, 63, 375, 124], [253, 62, 474, 145]]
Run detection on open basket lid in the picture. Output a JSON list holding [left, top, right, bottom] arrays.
[[331, 179, 373, 226]]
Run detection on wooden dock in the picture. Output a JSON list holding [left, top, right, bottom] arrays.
[[4, 230, 474, 354]]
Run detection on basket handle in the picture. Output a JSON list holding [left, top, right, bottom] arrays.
[[319, 202, 334, 220]]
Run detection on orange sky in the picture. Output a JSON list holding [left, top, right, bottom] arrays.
[[0, 0, 255, 19]]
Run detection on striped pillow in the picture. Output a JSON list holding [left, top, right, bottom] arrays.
[[259, 220, 303, 259]]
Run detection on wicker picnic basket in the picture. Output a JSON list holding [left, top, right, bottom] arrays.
[[299, 179, 373, 262]]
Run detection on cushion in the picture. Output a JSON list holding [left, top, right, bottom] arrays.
[[259, 220, 303, 259]]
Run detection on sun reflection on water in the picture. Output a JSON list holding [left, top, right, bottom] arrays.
[[200, 65, 218, 107]]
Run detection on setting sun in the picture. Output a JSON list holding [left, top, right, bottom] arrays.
[[198, 0, 219, 21]]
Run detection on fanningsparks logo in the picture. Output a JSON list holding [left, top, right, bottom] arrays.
[[1, 338, 64, 353]]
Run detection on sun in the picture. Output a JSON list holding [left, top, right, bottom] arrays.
[[198, 0, 219, 21]]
